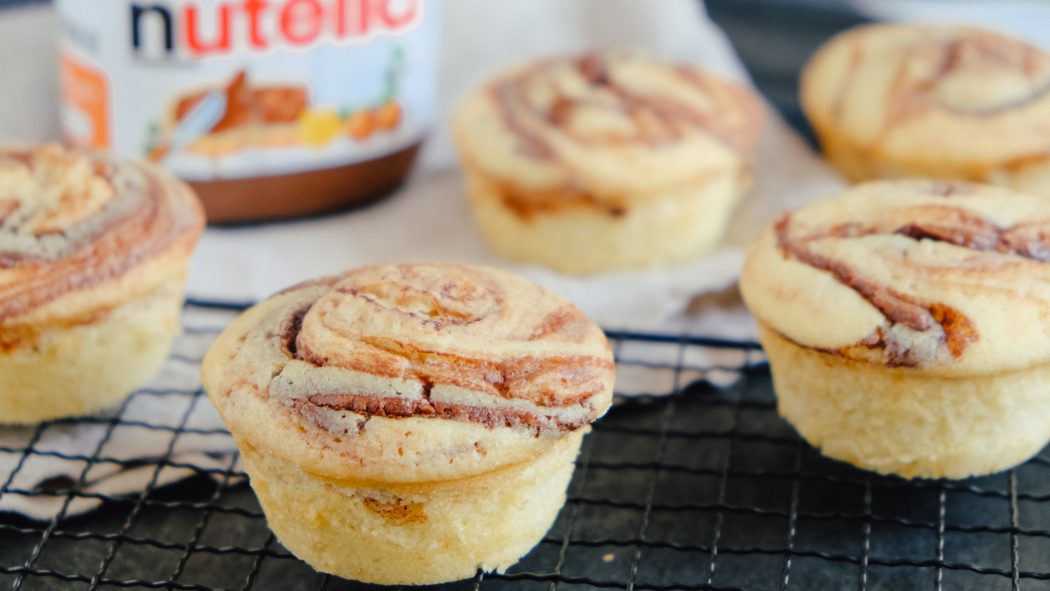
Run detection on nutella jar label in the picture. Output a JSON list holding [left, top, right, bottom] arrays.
[[55, 0, 439, 182]]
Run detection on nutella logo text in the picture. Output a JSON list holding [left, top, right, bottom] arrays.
[[130, 0, 421, 59]]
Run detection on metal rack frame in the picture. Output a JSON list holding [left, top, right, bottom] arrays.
[[1, 302, 1049, 590]]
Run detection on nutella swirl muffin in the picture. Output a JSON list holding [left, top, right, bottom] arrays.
[[0, 145, 204, 423], [802, 24, 1050, 196], [453, 52, 764, 274], [201, 262, 615, 584], [741, 180, 1050, 479]]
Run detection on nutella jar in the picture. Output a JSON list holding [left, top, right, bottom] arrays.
[[55, 0, 439, 223]]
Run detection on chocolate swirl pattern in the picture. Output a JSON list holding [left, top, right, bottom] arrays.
[[455, 52, 764, 211], [212, 263, 615, 438], [491, 53, 763, 157], [802, 24, 1050, 187], [846, 27, 1050, 123], [742, 180, 1050, 374], [0, 145, 204, 321]]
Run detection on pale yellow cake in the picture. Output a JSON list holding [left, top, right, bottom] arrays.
[[802, 23, 1050, 197], [740, 179, 1050, 479], [453, 52, 764, 274], [0, 145, 204, 423], [201, 262, 616, 584]]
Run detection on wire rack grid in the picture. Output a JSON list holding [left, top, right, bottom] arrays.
[[1, 302, 1050, 591]]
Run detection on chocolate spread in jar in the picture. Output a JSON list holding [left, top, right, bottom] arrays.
[[56, 0, 439, 223], [189, 143, 420, 222]]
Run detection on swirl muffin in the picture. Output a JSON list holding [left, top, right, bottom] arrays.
[[0, 145, 204, 423], [201, 262, 615, 584], [741, 179, 1050, 479], [802, 24, 1050, 196], [453, 52, 764, 274]]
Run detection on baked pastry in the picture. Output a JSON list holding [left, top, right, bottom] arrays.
[[201, 262, 615, 584], [740, 179, 1050, 479], [453, 52, 764, 274], [0, 145, 204, 423], [802, 23, 1050, 197]]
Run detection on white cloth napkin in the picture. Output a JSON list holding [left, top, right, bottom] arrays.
[[0, 0, 835, 520]]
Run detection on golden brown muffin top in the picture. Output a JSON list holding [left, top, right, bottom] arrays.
[[202, 262, 616, 483], [802, 23, 1050, 173], [0, 145, 204, 327], [741, 180, 1050, 376], [453, 52, 764, 201]]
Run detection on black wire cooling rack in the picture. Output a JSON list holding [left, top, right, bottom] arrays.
[[2, 302, 1050, 591]]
